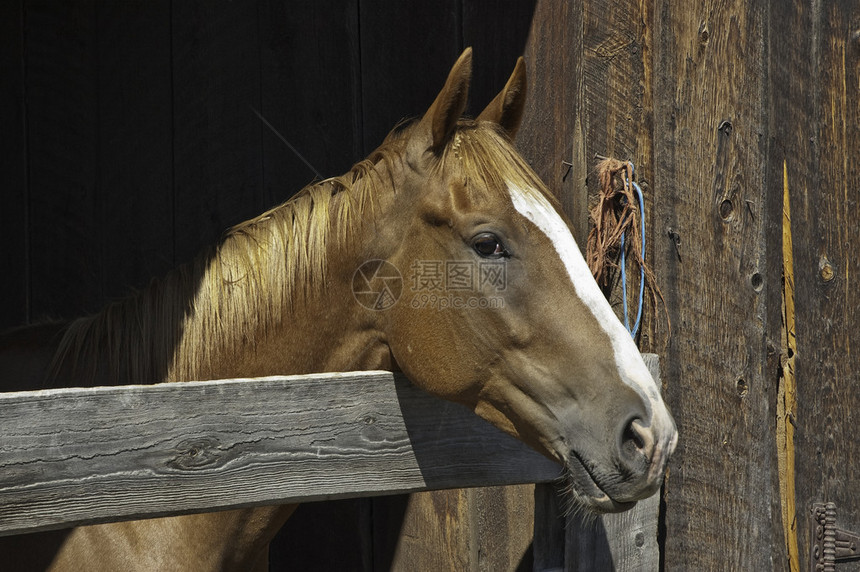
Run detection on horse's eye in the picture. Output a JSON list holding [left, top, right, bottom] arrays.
[[472, 233, 508, 258]]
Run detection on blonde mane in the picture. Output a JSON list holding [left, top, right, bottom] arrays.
[[49, 120, 546, 386]]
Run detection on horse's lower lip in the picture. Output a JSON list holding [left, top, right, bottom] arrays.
[[566, 452, 636, 513]]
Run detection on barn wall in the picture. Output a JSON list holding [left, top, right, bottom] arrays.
[[520, 0, 860, 570]]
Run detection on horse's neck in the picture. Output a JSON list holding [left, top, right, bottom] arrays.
[[164, 204, 390, 382]]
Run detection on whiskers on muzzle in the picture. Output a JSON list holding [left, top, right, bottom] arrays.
[[553, 465, 608, 524]]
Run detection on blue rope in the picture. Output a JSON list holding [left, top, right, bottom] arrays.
[[620, 162, 646, 339]]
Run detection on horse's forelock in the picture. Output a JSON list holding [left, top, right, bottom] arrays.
[[437, 120, 549, 204]]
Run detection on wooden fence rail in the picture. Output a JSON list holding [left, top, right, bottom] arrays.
[[1, 357, 661, 571], [0, 371, 559, 536]]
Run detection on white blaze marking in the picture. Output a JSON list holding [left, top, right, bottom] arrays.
[[507, 183, 665, 413]]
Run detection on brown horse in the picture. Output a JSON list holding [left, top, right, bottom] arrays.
[[0, 49, 676, 571]]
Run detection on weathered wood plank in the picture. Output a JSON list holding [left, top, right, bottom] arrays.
[[564, 495, 659, 571], [0, 371, 559, 537], [652, 1, 781, 569], [373, 484, 535, 572], [386, 487, 475, 571], [788, 1, 860, 568], [519, 0, 587, 243], [471, 484, 537, 570], [767, 2, 818, 569], [580, 0, 657, 343]]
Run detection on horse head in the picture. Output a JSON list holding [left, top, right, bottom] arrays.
[[364, 48, 677, 513]]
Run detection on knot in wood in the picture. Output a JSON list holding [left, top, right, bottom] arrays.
[[167, 437, 223, 470], [819, 256, 835, 282]]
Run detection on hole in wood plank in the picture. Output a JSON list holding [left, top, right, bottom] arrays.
[[699, 21, 710, 44], [750, 272, 763, 292], [736, 378, 748, 398], [719, 199, 734, 221]]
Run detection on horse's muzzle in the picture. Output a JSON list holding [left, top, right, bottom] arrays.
[[611, 411, 678, 503]]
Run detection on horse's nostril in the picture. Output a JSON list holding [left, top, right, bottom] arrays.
[[620, 418, 654, 468], [624, 420, 646, 452]]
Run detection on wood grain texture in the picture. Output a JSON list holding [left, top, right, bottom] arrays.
[[387, 488, 474, 571], [652, 1, 782, 569], [565, 495, 659, 571], [519, 0, 652, 250], [375, 484, 535, 572], [768, 2, 816, 568], [0, 371, 559, 537], [787, 1, 860, 568]]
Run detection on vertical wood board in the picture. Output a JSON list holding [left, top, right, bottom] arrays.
[[519, 0, 587, 244], [789, 1, 860, 568], [651, 1, 781, 569]]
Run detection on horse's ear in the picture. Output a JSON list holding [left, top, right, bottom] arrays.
[[477, 56, 527, 139], [419, 47, 472, 152]]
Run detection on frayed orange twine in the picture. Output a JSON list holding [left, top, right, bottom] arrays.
[[585, 158, 668, 337]]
